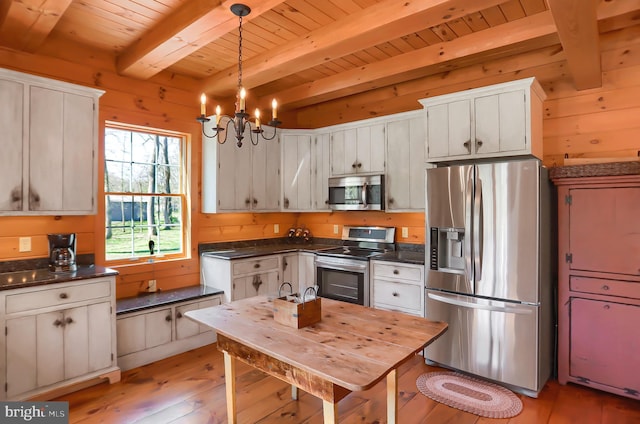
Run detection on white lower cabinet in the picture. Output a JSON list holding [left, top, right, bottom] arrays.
[[1, 276, 118, 400], [116, 295, 221, 371], [371, 260, 424, 317]]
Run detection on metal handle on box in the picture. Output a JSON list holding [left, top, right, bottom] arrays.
[[301, 286, 318, 309], [278, 282, 293, 297]]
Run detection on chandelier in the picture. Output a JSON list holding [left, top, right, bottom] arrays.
[[197, 4, 281, 148]]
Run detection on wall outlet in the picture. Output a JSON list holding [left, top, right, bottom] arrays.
[[148, 279, 157, 292], [401, 227, 409, 238], [19, 237, 31, 252], [274, 224, 280, 234], [333, 224, 339, 234]]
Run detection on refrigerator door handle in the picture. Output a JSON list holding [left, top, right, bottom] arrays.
[[427, 292, 533, 314], [474, 174, 483, 281], [464, 168, 473, 285]]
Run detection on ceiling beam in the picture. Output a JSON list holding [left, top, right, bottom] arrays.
[[270, 11, 559, 110], [200, 0, 508, 96], [547, 0, 601, 90], [0, 0, 73, 52], [116, 0, 286, 80]]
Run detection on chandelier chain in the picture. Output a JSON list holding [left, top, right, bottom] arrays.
[[238, 14, 243, 93]]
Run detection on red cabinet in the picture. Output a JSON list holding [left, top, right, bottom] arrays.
[[554, 174, 640, 400]]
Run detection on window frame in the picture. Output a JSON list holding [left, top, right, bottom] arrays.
[[103, 121, 190, 265]]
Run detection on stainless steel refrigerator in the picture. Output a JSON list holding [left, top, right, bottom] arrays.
[[424, 158, 554, 398]]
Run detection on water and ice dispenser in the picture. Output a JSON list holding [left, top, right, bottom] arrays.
[[429, 227, 465, 273]]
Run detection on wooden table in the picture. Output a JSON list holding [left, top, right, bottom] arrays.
[[186, 296, 447, 423]]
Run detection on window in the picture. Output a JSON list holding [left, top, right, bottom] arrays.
[[104, 123, 187, 262]]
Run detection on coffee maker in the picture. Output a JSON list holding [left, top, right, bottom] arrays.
[[48, 233, 77, 272]]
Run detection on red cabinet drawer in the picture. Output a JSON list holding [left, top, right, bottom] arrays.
[[570, 276, 639, 300]]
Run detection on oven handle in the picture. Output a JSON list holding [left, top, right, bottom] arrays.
[[362, 182, 368, 207], [315, 260, 367, 272]]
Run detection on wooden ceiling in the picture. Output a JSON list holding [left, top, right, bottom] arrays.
[[1, 0, 639, 116]]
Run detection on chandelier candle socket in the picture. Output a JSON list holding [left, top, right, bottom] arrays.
[[197, 4, 281, 147]]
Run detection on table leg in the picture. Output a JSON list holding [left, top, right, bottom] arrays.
[[322, 400, 338, 424], [223, 352, 237, 424], [291, 385, 298, 400], [387, 368, 398, 424]]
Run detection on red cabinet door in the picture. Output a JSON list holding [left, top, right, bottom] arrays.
[[568, 187, 640, 276], [570, 297, 640, 392]]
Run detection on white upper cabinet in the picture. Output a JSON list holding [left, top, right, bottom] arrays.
[[330, 123, 385, 176], [420, 77, 546, 162], [386, 113, 426, 211], [0, 68, 103, 215], [281, 133, 312, 211], [312, 132, 331, 211], [202, 124, 280, 213]]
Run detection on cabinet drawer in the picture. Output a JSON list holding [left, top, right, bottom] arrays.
[[6, 280, 112, 314], [570, 276, 639, 299], [233, 257, 279, 276], [373, 279, 422, 311], [372, 262, 422, 282]]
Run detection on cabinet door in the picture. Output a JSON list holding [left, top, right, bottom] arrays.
[[252, 135, 280, 211], [298, 253, 316, 295], [63, 305, 90, 380], [357, 123, 385, 173], [569, 187, 640, 276], [6, 316, 37, 398], [282, 135, 312, 210], [145, 308, 173, 348], [117, 313, 146, 356], [475, 90, 526, 155], [331, 128, 358, 175], [87, 301, 113, 371], [0, 78, 24, 212], [176, 298, 220, 340], [36, 311, 65, 386], [386, 117, 425, 210], [29, 88, 96, 213], [426, 100, 471, 159], [29, 86, 64, 211], [281, 253, 299, 293], [313, 133, 331, 210], [570, 298, 640, 393], [217, 131, 252, 211]]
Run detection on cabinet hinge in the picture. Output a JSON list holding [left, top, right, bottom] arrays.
[[5, 383, 7, 393], [565, 194, 572, 205], [624, 388, 639, 397], [576, 376, 590, 384], [565, 253, 572, 264]]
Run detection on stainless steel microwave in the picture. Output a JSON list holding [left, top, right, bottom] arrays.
[[328, 175, 384, 211]]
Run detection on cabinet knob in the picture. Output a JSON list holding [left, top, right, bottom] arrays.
[[284, 198, 289, 208], [604, 304, 610, 310], [53, 319, 63, 327], [65, 317, 74, 325], [176, 312, 183, 319], [253, 198, 258, 206], [10, 187, 21, 203], [357, 162, 362, 169], [392, 292, 399, 297], [393, 269, 399, 275], [463, 140, 471, 153], [59, 293, 68, 299], [252, 276, 263, 292], [352, 163, 357, 169], [602, 285, 610, 291], [245, 198, 250, 206], [476, 139, 483, 149], [254, 263, 260, 269], [165, 315, 172, 322], [389, 198, 394, 204]]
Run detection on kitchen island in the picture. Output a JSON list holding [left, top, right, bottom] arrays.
[[186, 295, 447, 424]]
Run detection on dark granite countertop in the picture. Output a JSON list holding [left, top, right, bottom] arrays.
[[0, 265, 118, 291], [116, 285, 224, 315], [201, 243, 337, 259], [372, 251, 425, 265]]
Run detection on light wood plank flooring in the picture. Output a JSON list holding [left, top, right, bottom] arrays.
[[58, 345, 640, 423]]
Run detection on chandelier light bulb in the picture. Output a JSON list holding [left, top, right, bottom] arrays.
[[272, 99, 278, 120], [215, 105, 221, 125], [200, 93, 206, 115], [239, 87, 246, 111], [255, 109, 261, 128]]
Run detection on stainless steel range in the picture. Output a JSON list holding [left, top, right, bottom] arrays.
[[315, 226, 395, 306]]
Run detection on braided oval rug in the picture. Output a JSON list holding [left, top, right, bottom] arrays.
[[416, 372, 523, 418]]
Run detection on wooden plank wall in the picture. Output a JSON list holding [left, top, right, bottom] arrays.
[[0, 25, 639, 298]]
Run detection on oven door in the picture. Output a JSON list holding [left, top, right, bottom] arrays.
[[315, 256, 369, 306]]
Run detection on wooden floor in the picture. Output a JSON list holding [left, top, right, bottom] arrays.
[[59, 345, 640, 424]]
